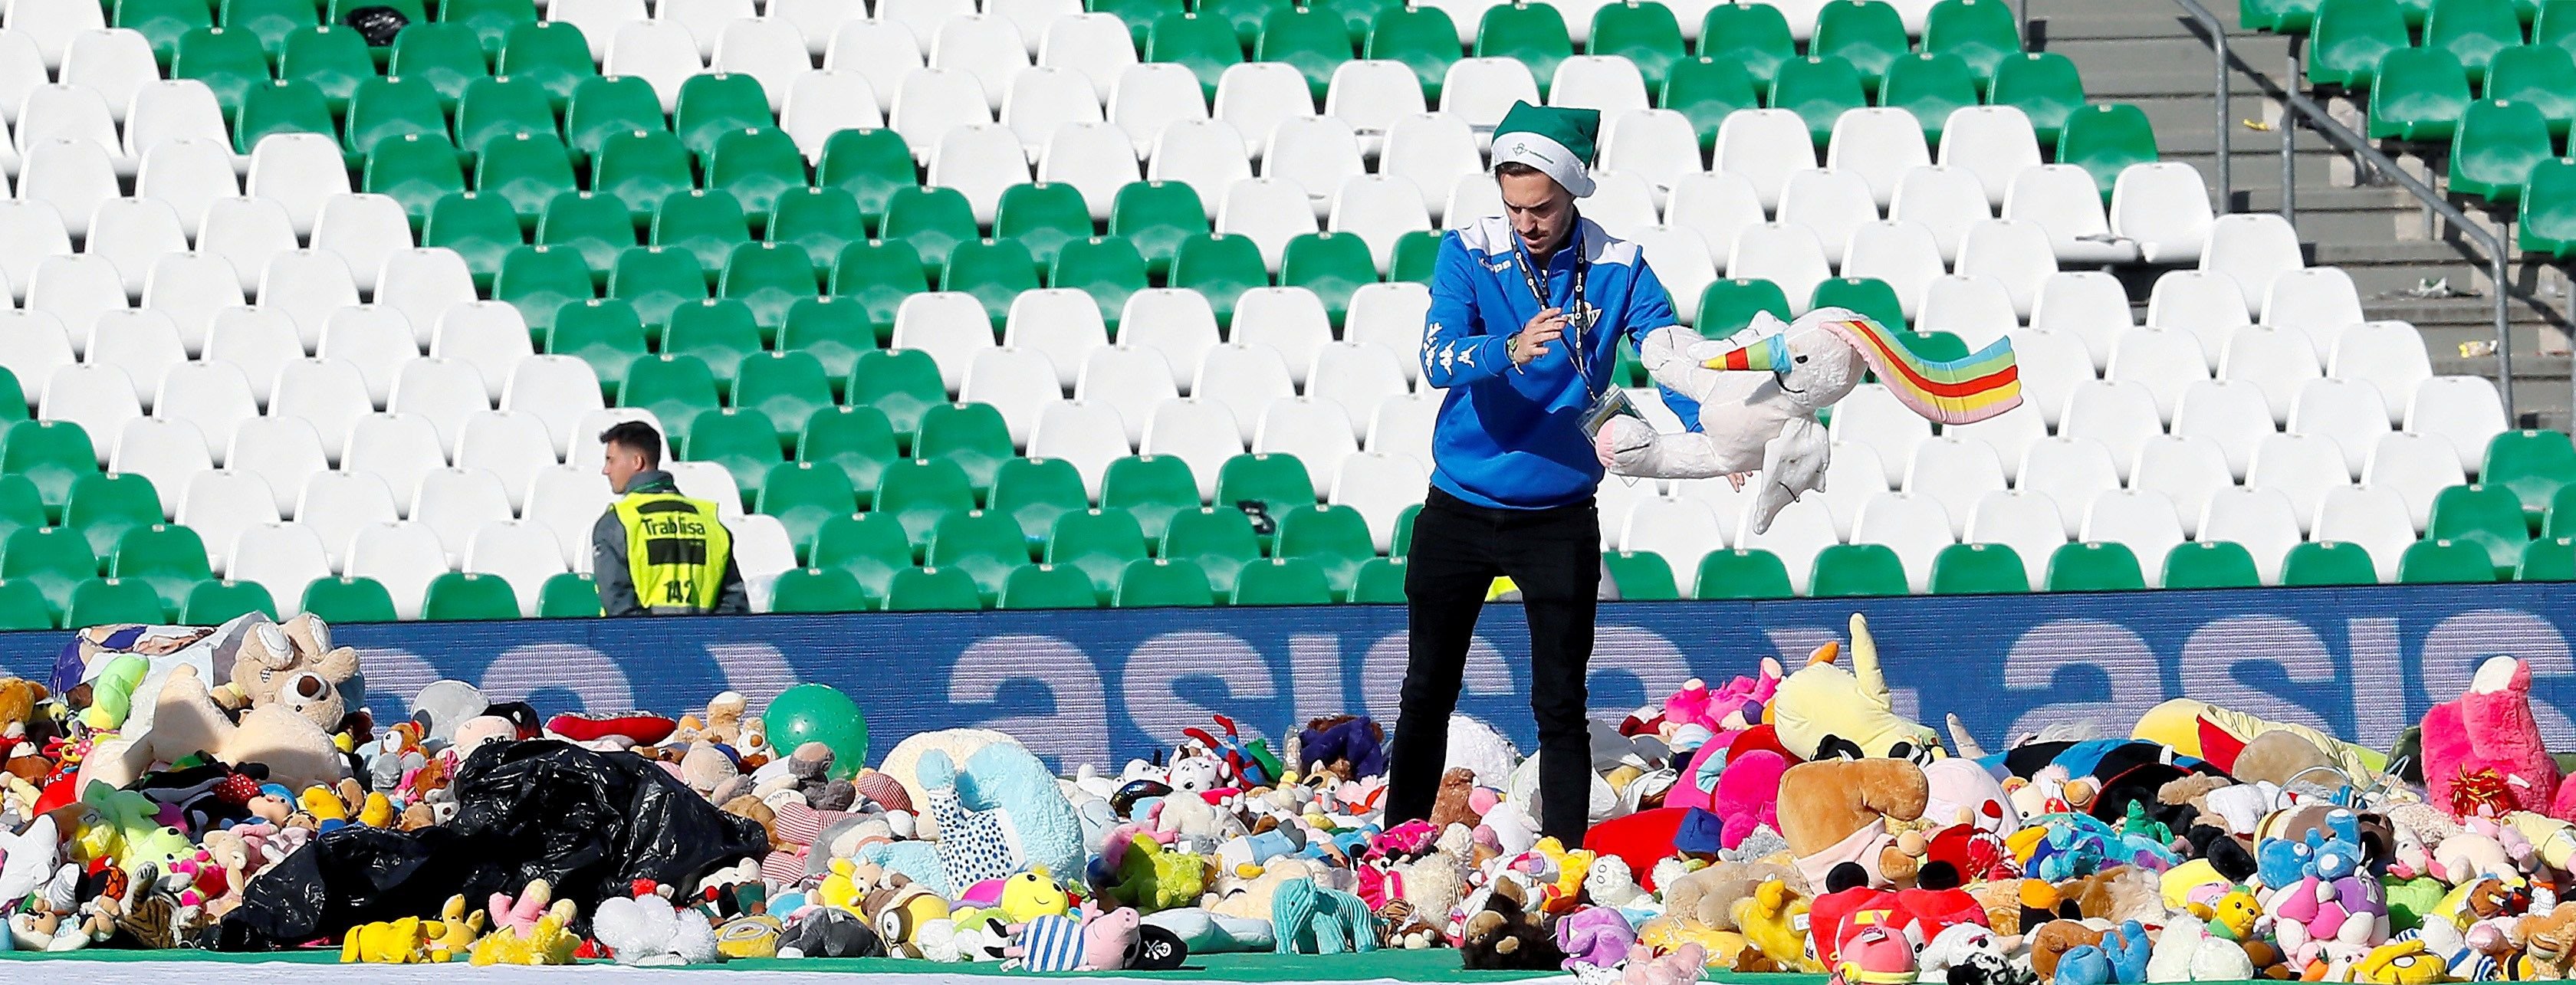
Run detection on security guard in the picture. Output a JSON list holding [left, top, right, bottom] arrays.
[[592, 421, 749, 616]]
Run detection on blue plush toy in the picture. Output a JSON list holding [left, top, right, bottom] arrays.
[[1272, 878, 1378, 954], [915, 744, 1084, 891], [2255, 836, 2317, 890], [1296, 716, 1388, 781], [2055, 921, 2151, 985]]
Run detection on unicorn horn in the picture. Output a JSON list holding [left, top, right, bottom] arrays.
[[1704, 333, 1790, 371]]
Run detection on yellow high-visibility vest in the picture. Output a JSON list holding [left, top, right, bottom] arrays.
[[612, 491, 733, 613]]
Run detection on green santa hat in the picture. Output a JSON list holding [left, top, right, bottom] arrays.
[[1490, 101, 1602, 198]]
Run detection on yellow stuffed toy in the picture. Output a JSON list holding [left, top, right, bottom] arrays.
[[2131, 699, 2384, 781], [816, 858, 869, 912], [1533, 838, 1595, 913], [1731, 878, 1818, 972], [341, 917, 436, 964], [2354, 939, 2447, 984], [468, 910, 580, 966], [998, 867, 1072, 923], [428, 895, 485, 961], [1768, 614, 1941, 762]]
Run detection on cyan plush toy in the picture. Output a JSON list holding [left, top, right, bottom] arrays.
[[1142, 908, 1276, 953], [916, 744, 1083, 890], [2055, 920, 2151, 985], [1272, 878, 1378, 954]]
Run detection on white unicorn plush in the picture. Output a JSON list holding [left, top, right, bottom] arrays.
[[1597, 308, 2024, 534]]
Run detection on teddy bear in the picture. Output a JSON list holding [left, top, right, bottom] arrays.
[[1774, 757, 1928, 891], [2025, 919, 2105, 981], [2515, 903, 2576, 977], [212, 613, 360, 732], [1459, 878, 1556, 970], [1769, 613, 1940, 763]]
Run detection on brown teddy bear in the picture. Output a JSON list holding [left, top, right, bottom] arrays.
[[1774, 758, 1928, 889], [214, 613, 360, 731], [2026, 919, 2105, 981], [1459, 878, 1559, 970], [2520, 905, 2576, 978], [1428, 768, 1480, 831]]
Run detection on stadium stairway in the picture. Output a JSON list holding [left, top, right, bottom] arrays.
[[2042, 0, 2576, 425]]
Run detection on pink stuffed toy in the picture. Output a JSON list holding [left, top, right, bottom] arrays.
[[2421, 656, 2563, 819], [1711, 750, 1790, 849], [1659, 663, 1786, 813], [1625, 941, 1710, 984], [1080, 902, 1141, 970]]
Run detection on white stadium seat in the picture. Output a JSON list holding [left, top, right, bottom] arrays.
[[1119, 289, 1222, 392], [1439, 58, 1542, 136], [297, 471, 402, 570], [1841, 221, 1946, 320], [1251, 398, 1358, 493], [85, 310, 189, 407], [606, 21, 709, 111], [2215, 324, 2323, 425], [343, 413, 451, 513], [1146, 120, 1254, 222], [501, 356, 610, 459], [784, 71, 885, 160], [1004, 290, 1112, 389], [1329, 176, 1434, 274], [1964, 490, 2067, 584], [1947, 402, 2047, 477], [430, 303, 537, 403], [1233, 288, 1334, 388], [2078, 488, 2185, 584], [2196, 486, 2302, 584], [412, 468, 516, 564], [142, 253, 248, 356], [959, 346, 1063, 448], [40, 363, 142, 465], [1111, 64, 1210, 158], [1073, 346, 1179, 446], [389, 358, 495, 458], [1828, 383, 1933, 488], [1888, 165, 1992, 265], [1954, 218, 2055, 319], [1813, 441, 1891, 541], [554, 0, 649, 61], [930, 15, 1030, 113], [2201, 213, 2305, 313], [1776, 169, 1879, 269], [1330, 451, 1428, 553], [1737, 498, 1840, 593], [770, 0, 869, 56], [1344, 283, 1431, 385], [2003, 163, 2138, 264], [85, 196, 189, 294], [1727, 224, 1831, 315], [0, 201, 73, 304], [455, 411, 563, 512], [317, 307, 421, 407], [2129, 435, 2235, 529], [228, 522, 332, 607], [1364, 392, 1437, 468], [2170, 379, 2278, 481], [1034, 121, 1135, 221], [2109, 162, 2214, 264], [2144, 269, 2252, 369], [111, 416, 212, 519], [0, 311, 75, 409], [2001, 327, 2091, 429], [1194, 343, 1299, 445], [179, 470, 281, 574], [1714, 110, 1815, 212], [1903, 432, 2009, 540], [199, 197, 301, 295], [2404, 376, 2509, 477], [2246, 432, 2348, 537], [344, 521, 451, 619], [465, 520, 571, 616], [2104, 327, 2211, 424], [258, 250, 362, 352], [1027, 401, 1132, 498], [713, 20, 812, 111], [312, 194, 416, 296], [1827, 108, 1931, 210], [665, 461, 746, 516], [2330, 322, 2433, 426], [2312, 485, 2414, 581], [1916, 275, 2019, 352], [1851, 491, 1956, 591], [2363, 431, 2466, 533], [1221, 178, 1322, 272], [1382, 114, 1482, 222], [1038, 14, 1135, 103], [154, 362, 259, 464], [230, 416, 331, 516], [1142, 398, 1245, 499], [892, 67, 995, 161], [1620, 495, 1727, 593], [2017, 436, 2121, 537], [2286, 377, 2390, 478], [1937, 107, 2042, 208], [527, 465, 616, 569], [1549, 56, 1651, 115], [823, 20, 923, 115], [2262, 268, 2367, 362], [28, 255, 130, 351], [889, 292, 998, 393], [928, 124, 1032, 225]]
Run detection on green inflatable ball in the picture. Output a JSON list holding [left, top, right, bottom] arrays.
[[762, 684, 868, 779]]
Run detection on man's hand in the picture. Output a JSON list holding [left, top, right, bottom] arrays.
[[1511, 307, 1568, 366]]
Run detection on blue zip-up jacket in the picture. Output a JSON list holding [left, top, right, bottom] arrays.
[[1421, 215, 1685, 509]]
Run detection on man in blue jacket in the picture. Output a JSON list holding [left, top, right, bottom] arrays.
[[1384, 103, 1684, 845]]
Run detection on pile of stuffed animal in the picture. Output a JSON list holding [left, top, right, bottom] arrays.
[[1, 608, 2572, 984]]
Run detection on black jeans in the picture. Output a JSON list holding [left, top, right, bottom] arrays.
[[1385, 487, 1598, 845]]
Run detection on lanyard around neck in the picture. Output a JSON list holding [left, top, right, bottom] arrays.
[[1513, 222, 1599, 394]]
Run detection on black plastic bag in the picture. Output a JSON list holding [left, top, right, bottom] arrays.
[[209, 740, 768, 950], [342, 5, 409, 45]]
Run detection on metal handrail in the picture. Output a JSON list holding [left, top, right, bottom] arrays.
[[2165, 0, 2232, 211], [2161, 0, 2517, 420]]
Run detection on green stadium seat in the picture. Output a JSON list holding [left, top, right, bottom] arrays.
[[422, 572, 521, 620], [0, 581, 51, 629], [1923, 0, 2021, 90], [1392, 503, 1419, 557], [536, 192, 639, 282], [2426, 0, 2526, 84], [1770, 56, 1870, 143], [1812, 1, 1910, 93], [2279, 540, 2384, 585], [1047, 508, 1151, 602], [928, 509, 1037, 604], [769, 567, 870, 612], [1662, 57, 1760, 149], [182, 580, 279, 623], [1927, 543, 2029, 593], [945, 239, 1043, 332], [681, 408, 785, 506], [596, 130, 701, 224], [847, 350, 948, 445], [915, 403, 1017, 498], [2455, 100, 2557, 202], [1694, 548, 1796, 599], [1201, 0, 1289, 49], [653, 191, 756, 283], [778, 298, 877, 394], [2244, 0, 2327, 31], [832, 241, 931, 347], [816, 130, 917, 231], [2488, 45, 2576, 138], [67, 474, 163, 573], [770, 189, 869, 277], [2545, 0, 2576, 55], [1233, 557, 1336, 604], [1294, 0, 1389, 47], [1162, 507, 1263, 595], [121, 0, 215, 69], [424, 192, 526, 290], [1274, 504, 1374, 599], [1281, 233, 1377, 324], [1111, 182, 1211, 280], [2522, 157, 2576, 258], [799, 406, 902, 506], [1600, 550, 1677, 599], [734, 351, 836, 449], [1592, 2, 1688, 91], [811, 512, 912, 602], [2308, 0, 2412, 88], [233, 80, 337, 153], [1145, 12, 1246, 97], [3, 527, 97, 617], [0, 373, 25, 426], [498, 245, 602, 336], [219, 0, 318, 61], [2430, 483, 2532, 574], [345, 74, 450, 154], [708, 128, 810, 228], [998, 563, 1104, 609], [2398, 537, 2501, 582], [1882, 54, 1980, 142], [535, 572, 602, 616], [2045, 541, 2147, 591], [2162, 541, 2263, 588], [1214, 455, 1316, 547], [606, 248, 709, 332], [497, 21, 596, 111], [1366, 5, 1461, 100], [1387, 230, 1443, 282], [2520, 536, 2576, 580], [884, 566, 987, 611], [2484, 429, 2576, 529], [2367, 48, 2474, 140], [1053, 237, 1154, 332], [278, 26, 375, 116], [2, 421, 97, 523], [446, 0, 538, 56], [475, 133, 579, 229], [756, 461, 861, 560], [881, 187, 982, 280], [994, 185, 1093, 279], [876, 458, 980, 560], [1350, 557, 1408, 602], [69, 578, 175, 626], [991, 458, 1090, 548], [327, 0, 427, 27], [1811, 278, 1907, 333], [1171, 235, 1272, 327], [722, 242, 821, 333], [1102, 455, 1202, 547], [661, 300, 765, 389], [675, 74, 778, 159], [389, 22, 490, 110], [300, 576, 399, 622], [1990, 51, 2087, 146], [365, 133, 470, 231], [2056, 103, 2159, 199], [1115, 557, 1217, 606], [627, 356, 726, 442], [1698, 2, 1796, 88], [1092, 0, 1184, 44], [110, 524, 212, 615], [566, 75, 666, 166], [1257, 7, 1357, 98], [1808, 543, 1908, 596], [0, 478, 49, 542], [1697, 279, 1794, 334], [1477, 3, 1574, 97]]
